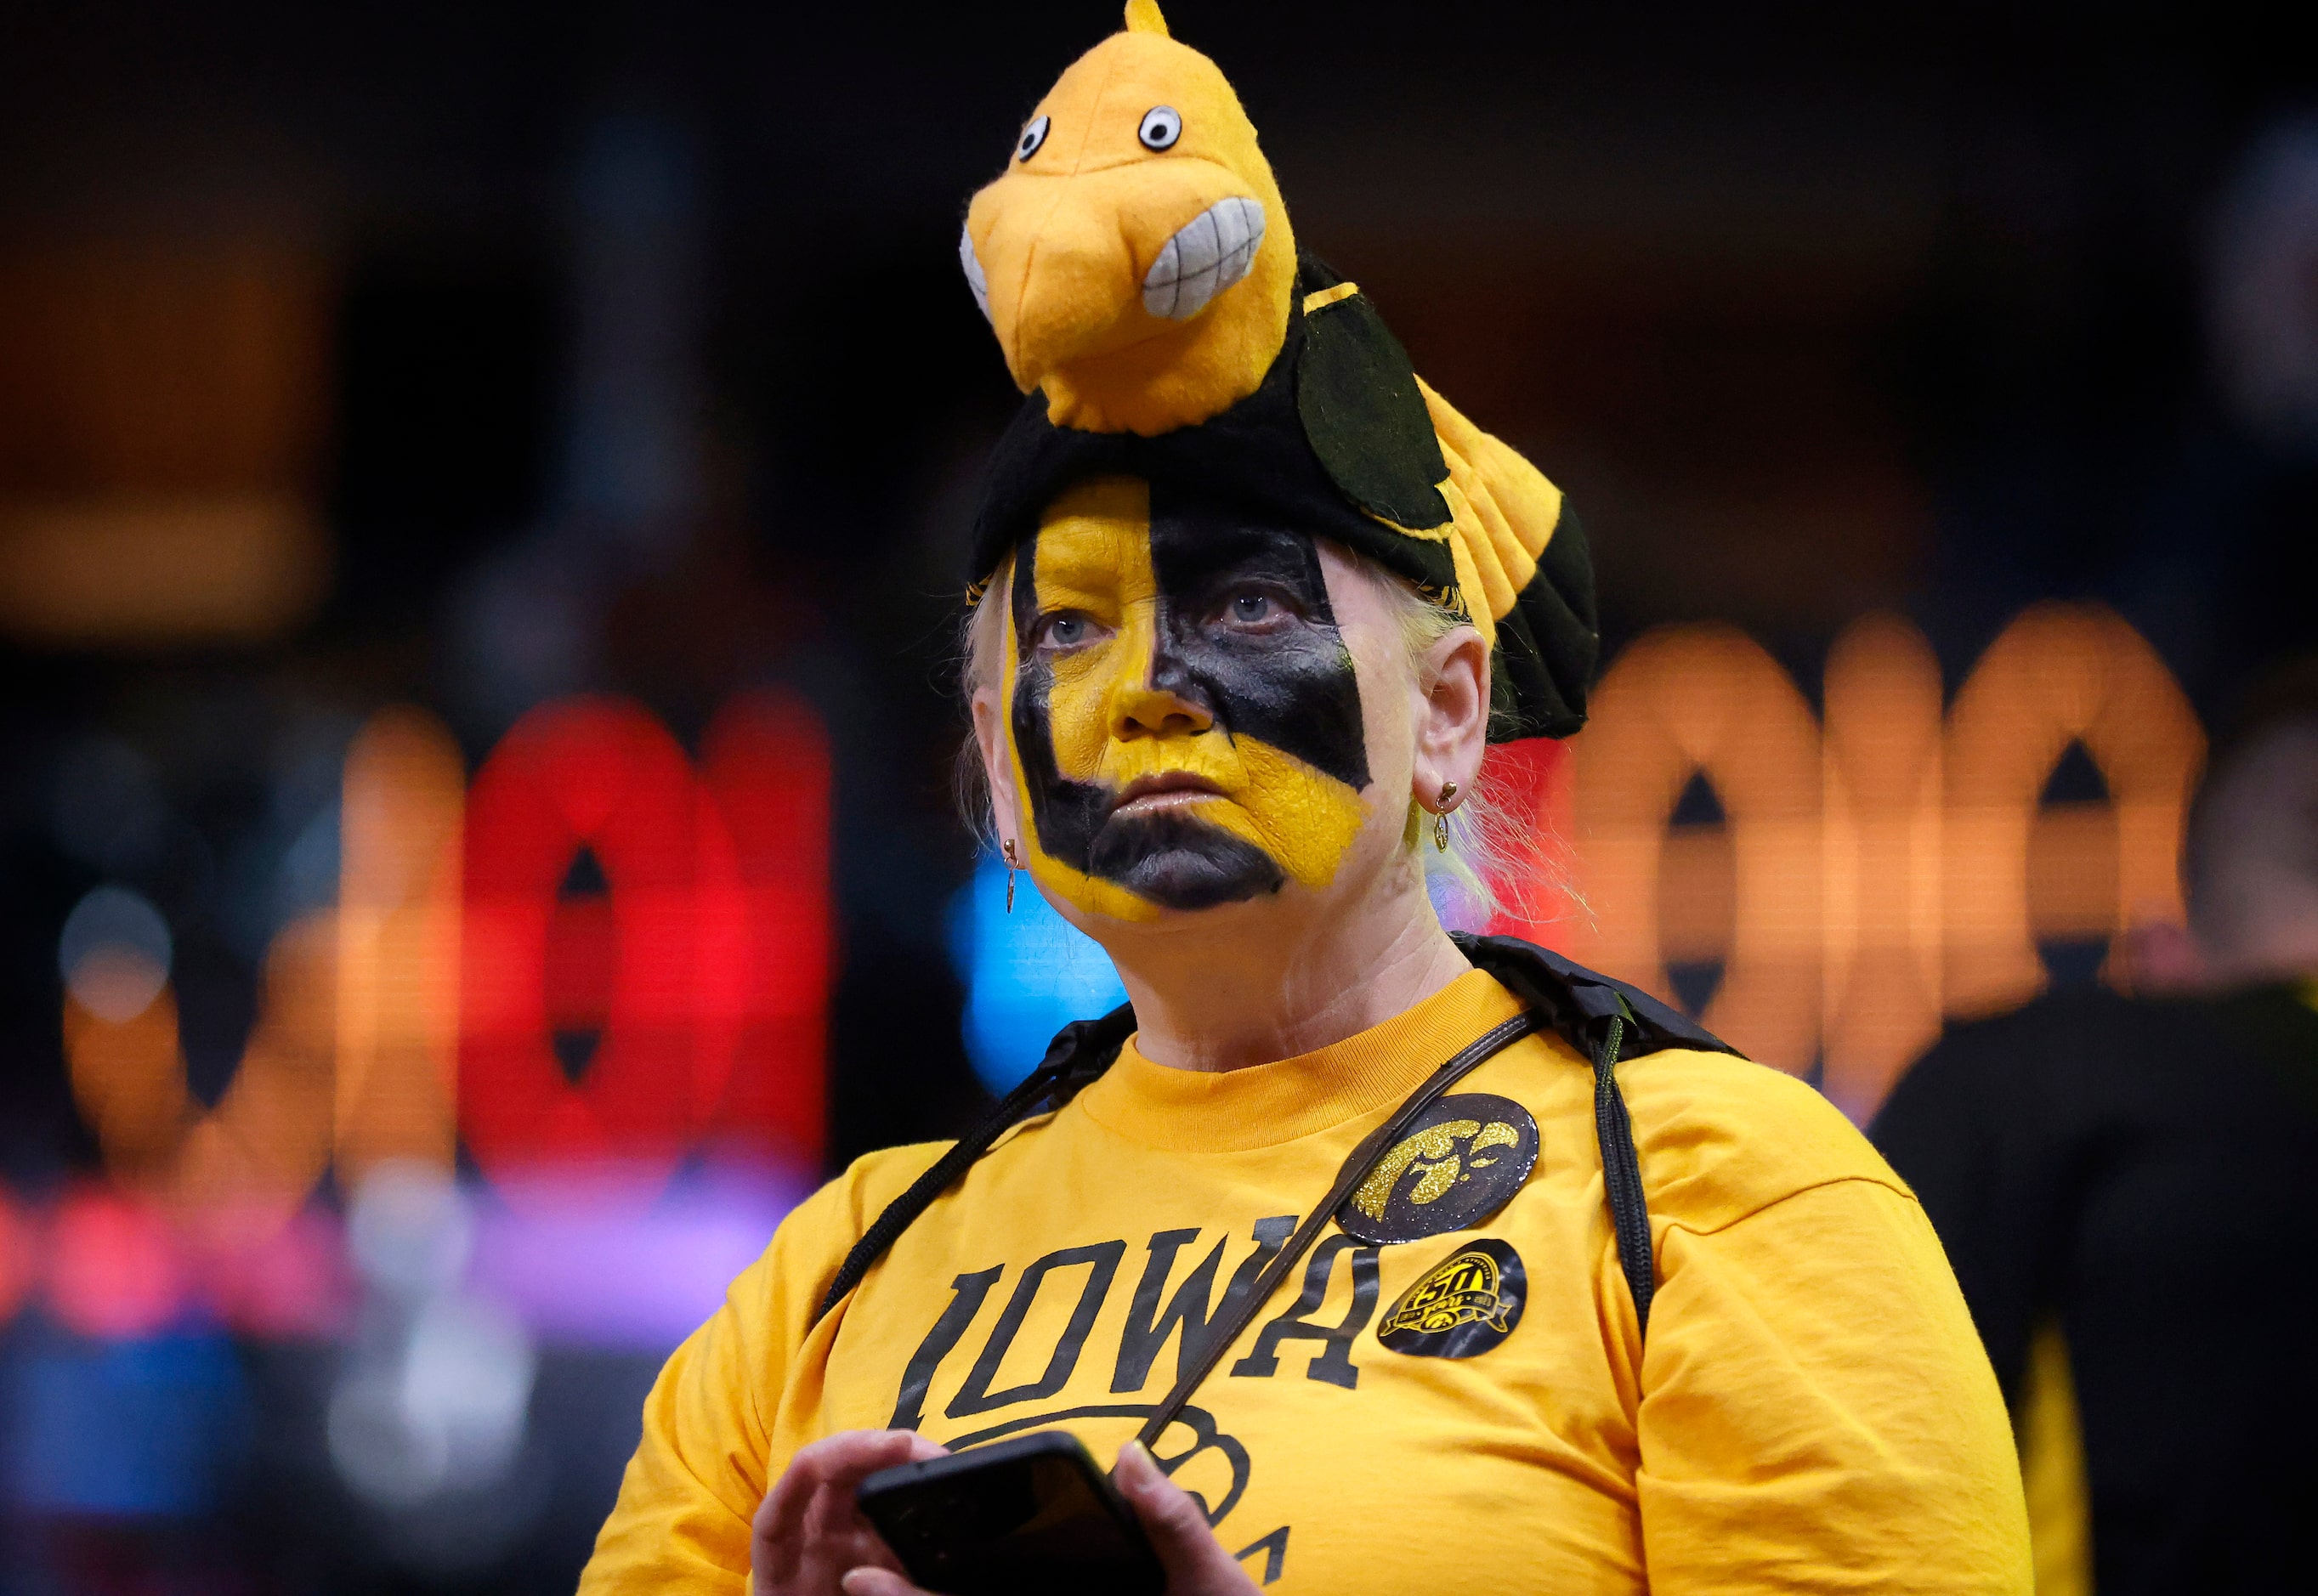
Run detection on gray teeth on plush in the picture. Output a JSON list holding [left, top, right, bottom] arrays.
[[960, 224, 992, 323], [1142, 197, 1265, 320]]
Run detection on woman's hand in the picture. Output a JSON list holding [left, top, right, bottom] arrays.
[[751, 1429, 949, 1596], [833, 1440, 1261, 1596], [1104, 1440, 1266, 1596]]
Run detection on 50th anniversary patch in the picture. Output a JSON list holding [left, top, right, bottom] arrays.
[[1377, 1238, 1527, 1359], [1332, 1093, 1540, 1245]]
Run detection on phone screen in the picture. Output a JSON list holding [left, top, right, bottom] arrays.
[[856, 1433, 1166, 1596]]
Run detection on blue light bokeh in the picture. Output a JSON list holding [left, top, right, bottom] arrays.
[[5, 1329, 251, 1517], [948, 851, 1128, 1095]]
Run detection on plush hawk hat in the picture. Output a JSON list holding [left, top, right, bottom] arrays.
[[961, 0, 1597, 741]]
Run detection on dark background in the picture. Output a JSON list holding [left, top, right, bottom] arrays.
[[3, 1, 2315, 1588]]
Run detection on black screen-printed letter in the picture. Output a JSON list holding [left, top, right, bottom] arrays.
[[887, 1265, 1002, 1429], [1234, 1526, 1289, 1586], [945, 1241, 1126, 1418], [1112, 1216, 1295, 1393], [1227, 1236, 1379, 1389]]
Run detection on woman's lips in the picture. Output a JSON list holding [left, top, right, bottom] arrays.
[[1109, 773, 1225, 818]]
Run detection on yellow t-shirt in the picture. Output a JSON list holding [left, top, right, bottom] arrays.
[[582, 970, 2030, 1593]]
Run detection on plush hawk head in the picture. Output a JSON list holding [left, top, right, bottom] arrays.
[[961, 0, 1598, 744]]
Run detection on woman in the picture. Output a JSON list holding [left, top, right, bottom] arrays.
[[582, 7, 2031, 1592]]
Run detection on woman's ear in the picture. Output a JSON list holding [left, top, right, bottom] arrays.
[[1412, 626, 1490, 816], [972, 689, 1024, 850]]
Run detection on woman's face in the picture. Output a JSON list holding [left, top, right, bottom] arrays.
[[983, 474, 1423, 930]]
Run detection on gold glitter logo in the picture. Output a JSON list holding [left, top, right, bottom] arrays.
[[1352, 1119, 1524, 1223], [1335, 1093, 1539, 1245]]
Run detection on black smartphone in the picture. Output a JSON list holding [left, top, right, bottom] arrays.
[[855, 1431, 1167, 1596]]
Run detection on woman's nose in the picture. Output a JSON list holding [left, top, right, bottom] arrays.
[[1110, 670, 1214, 739]]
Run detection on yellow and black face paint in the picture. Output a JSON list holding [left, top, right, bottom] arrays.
[[1003, 475, 1370, 921]]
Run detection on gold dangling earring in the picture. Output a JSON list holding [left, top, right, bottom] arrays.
[[1434, 780, 1459, 852], [1003, 838, 1019, 913]]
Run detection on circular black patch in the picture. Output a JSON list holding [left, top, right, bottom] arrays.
[[1377, 1237, 1527, 1359], [1333, 1092, 1539, 1244]]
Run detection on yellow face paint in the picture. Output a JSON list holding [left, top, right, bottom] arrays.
[[1001, 475, 1371, 920]]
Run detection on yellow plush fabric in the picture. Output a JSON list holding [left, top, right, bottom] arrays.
[[1420, 374, 1566, 648], [580, 971, 2032, 1594], [963, 3, 1296, 435]]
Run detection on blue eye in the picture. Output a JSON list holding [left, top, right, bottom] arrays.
[[1037, 612, 1095, 650], [1233, 595, 1271, 622]]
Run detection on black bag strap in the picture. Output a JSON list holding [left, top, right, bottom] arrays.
[[1131, 1008, 1538, 1448], [1448, 931, 1742, 1337], [813, 1005, 1136, 1322], [811, 933, 1737, 1346], [1587, 1006, 1654, 1333], [1448, 931, 1734, 1065]]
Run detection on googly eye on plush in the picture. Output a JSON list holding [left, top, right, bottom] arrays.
[[1016, 115, 1051, 161], [1137, 105, 1182, 150]]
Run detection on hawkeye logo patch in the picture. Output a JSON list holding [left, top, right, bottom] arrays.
[[1332, 1093, 1539, 1244], [1377, 1238, 1527, 1359]]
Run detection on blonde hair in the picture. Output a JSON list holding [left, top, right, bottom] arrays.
[[955, 549, 1527, 924]]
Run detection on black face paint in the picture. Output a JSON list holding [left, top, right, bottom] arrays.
[[1145, 494, 1369, 791], [1085, 805, 1284, 909], [1007, 483, 1371, 913]]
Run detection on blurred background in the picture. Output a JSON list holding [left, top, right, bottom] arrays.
[[3, 0, 2314, 1588]]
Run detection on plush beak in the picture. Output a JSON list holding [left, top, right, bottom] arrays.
[[963, 156, 1280, 429], [1141, 197, 1265, 320], [961, 195, 1263, 330]]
